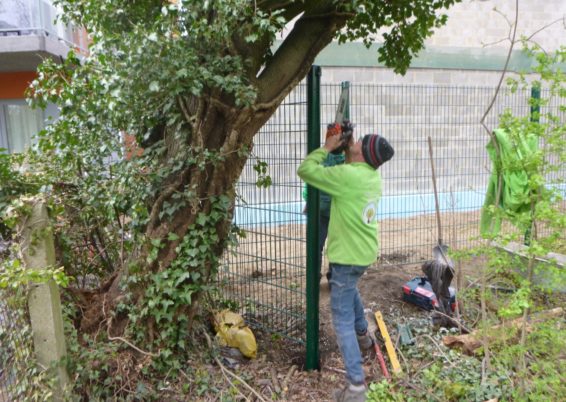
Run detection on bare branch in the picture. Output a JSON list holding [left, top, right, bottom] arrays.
[[493, 7, 514, 27], [104, 294, 158, 357], [480, 0, 519, 140], [203, 331, 268, 402], [524, 16, 566, 42], [481, 37, 511, 48], [521, 16, 566, 54]]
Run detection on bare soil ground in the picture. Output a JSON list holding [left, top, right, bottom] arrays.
[[207, 255, 467, 402], [210, 248, 564, 402], [212, 211, 486, 401], [207, 202, 566, 401]]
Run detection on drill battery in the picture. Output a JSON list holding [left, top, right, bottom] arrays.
[[402, 277, 456, 312]]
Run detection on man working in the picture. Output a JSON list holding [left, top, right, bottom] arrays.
[[297, 127, 394, 402]]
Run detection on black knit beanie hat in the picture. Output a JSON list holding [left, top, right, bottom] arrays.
[[361, 134, 394, 169]]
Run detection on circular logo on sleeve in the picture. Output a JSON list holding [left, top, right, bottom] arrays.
[[362, 202, 378, 224]]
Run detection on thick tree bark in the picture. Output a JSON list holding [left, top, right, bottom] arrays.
[[89, 95, 280, 339], [147, 97, 275, 263]]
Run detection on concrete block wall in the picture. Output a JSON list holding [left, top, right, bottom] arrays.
[[239, 0, 566, 214], [322, 67, 522, 87], [426, 0, 566, 52]]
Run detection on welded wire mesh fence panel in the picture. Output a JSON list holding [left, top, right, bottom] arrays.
[[346, 84, 545, 264], [0, 289, 33, 401], [539, 88, 566, 236], [220, 81, 566, 340], [541, 88, 566, 184], [219, 84, 310, 343]]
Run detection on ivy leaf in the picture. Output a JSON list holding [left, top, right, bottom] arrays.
[[245, 33, 258, 43], [167, 233, 180, 241], [175, 271, 191, 286]]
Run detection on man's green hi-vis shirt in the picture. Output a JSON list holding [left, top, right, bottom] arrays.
[[298, 148, 382, 266]]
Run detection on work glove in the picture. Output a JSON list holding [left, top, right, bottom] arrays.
[[326, 122, 342, 139], [325, 120, 354, 154]]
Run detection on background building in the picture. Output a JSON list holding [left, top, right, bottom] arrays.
[[312, 0, 566, 85], [1, 0, 564, 154], [0, 0, 87, 153]]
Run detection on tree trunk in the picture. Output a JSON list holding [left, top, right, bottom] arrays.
[[90, 7, 345, 341], [86, 95, 280, 342]]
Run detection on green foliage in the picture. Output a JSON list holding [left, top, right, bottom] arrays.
[[0, 219, 72, 399], [473, 42, 566, 400], [418, 360, 507, 402], [493, 318, 566, 402], [0, 259, 69, 289], [339, 0, 461, 74], [366, 320, 511, 402], [478, 43, 566, 291], [0, 151, 40, 237], [366, 380, 404, 402], [125, 195, 237, 373], [61, 302, 135, 400], [367, 42, 566, 402], [491, 43, 566, 298], [252, 159, 272, 188]]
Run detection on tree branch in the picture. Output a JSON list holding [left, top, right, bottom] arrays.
[[232, 2, 306, 83], [203, 331, 267, 402], [524, 16, 565, 42], [256, 0, 296, 11], [256, 7, 347, 104]]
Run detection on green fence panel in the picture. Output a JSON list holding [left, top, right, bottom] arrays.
[[220, 81, 566, 348], [218, 80, 309, 344]]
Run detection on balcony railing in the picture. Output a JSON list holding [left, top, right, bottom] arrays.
[[0, 0, 87, 53]]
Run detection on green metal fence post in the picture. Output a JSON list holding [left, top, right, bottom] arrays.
[[305, 65, 321, 371], [524, 85, 541, 245], [530, 85, 541, 123]]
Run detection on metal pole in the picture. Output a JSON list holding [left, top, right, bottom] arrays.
[[524, 85, 541, 245], [530, 86, 540, 123], [342, 81, 350, 120], [305, 65, 321, 371]]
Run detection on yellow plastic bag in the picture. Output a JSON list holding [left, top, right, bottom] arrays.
[[213, 310, 257, 359]]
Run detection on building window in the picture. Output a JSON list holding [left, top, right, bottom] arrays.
[[0, 100, 44, 153]]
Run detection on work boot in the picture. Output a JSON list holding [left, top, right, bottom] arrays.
[[333, 383, 367, 402], [356, 330, 373, 351]]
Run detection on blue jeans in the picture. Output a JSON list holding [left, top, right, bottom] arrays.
[[329, 263, 368, 385]]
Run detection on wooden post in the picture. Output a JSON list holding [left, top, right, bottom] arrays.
[[19, 199, 69, 398]]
